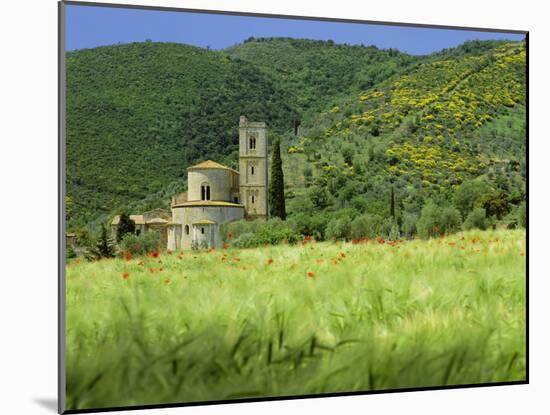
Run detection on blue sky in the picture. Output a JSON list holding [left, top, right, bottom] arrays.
[[65, 4, 525, 55]]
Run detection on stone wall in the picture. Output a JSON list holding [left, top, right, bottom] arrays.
[[171, 205, 244, 249], [187, 169, 237, 202]]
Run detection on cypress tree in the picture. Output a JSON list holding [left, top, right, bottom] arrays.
[[390, 185, 396, 219], [91, 224, 115, 259], [269, 139, 286, 220], [116, 212, 136, 242]]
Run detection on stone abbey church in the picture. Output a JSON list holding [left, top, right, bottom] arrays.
[[111, 116, 268, 250]]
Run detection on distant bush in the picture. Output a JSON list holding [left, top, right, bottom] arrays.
[[453, 179, 490, 219], [116, 212, 135, 242], [401, 212, 418, 239], [350, 214, 383, 239], [417, 202, 462, 239], [119, 230, 161, 256], [287, 212, 331, 241], [232, 233, 257, 248], [222, 219, 301, 248], [88, 224, 116, 259], [517, 201, 527, 228], [326, 217, 352, 241], [463, 207, 489, 231]]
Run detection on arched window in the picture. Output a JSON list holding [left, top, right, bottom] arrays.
[[184, 225, 189, 235], [201, 227, 205, 234], [251, 166, 255, 175], [249, 136, 256, 150], [200, 184, 211, 200], [251, 195, 255, 204]]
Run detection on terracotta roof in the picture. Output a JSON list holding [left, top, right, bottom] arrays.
[[111, 215, 145, 225], [193, 219, 217, 225], [172, 200, 244, 208], [187, 160, 238, 173]]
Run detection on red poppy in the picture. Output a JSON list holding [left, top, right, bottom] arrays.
[[267, 258, 274, 265], [227, 232, 233, 240], [223, 243, 229, 250], [377, 238, 385, 244], [307, 271, 315, 278], [123, 251, 132, 261], [122, 272, 130, 280]]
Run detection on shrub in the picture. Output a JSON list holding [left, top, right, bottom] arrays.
[[453, 179, 490, 219], [417, 202, 462, 239], [119, 230, 161, 256], [222, 219, 301, 248], [350, 213, 383, 239], [116, 212, 135, 242], [463, 207, 489, 230], [287, 212, 331, 241], [401, 212, 418, 239], [88, 224, 116, 259], [326, 217, 352, 241], [232, 233, 257, 248], [517, 201, 527, 228]]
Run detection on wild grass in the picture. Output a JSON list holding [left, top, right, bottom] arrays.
[[65, 229, 526, 410]]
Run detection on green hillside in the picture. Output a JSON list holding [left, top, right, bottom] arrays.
[[284, 40, 526, 228], [66, 42, 296, 227], [66, 40, 413, 228], [65, 38, 526, 234], [225, 37, 418, 117]]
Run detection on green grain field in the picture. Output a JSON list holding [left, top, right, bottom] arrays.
[[65, 229, 526, 410]]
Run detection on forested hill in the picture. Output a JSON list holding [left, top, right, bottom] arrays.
[[65, 39, 415, 228], [225, 37, 418, 116], [65, 38, 526, 231], [285, 40, 526, 230]]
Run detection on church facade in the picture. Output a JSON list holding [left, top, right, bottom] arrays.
[[166, 116, 268, 250]]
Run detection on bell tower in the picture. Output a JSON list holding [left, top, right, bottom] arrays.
[[239, 116, 268, 220]]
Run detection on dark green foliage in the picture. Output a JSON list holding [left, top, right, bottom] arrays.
[[350, 214, 383, 239], [479, 190, 511, 219], [417, 202, 462, 239], [453, 180, 490, 219], [517, 201, 527, 228], [116, 212, 135, 242], [463, 207, 489, 231], [401, 212, 418, 239], [286, 212, 331, 241], [222, 219, 301, 248], [308, 185, 330, 210], [226, 37, 418, 114], [326, 217, 353, 241], [66, 245, 77, 260], [89, 225, 116, 259], [119, 231, 161, 256], [390, 185, 396, 219], [269, 139, 286, 220]]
